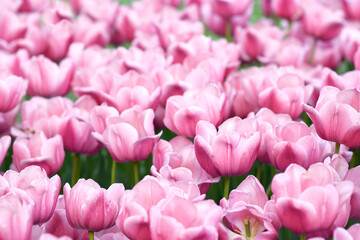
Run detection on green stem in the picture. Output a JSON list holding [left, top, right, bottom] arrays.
[[256, 161, 262, 181], [335, 142, 340, 154], [226, 20, 232, 42], [71, 153, 80, 186], [300, 233, 306, 240], [223, 176, 231, 199], [111, 161, 117, 185], [308, 38, 318, 65], [265, 183, 272, 197], [89, 231, 94, 240], [132, 161, 139, 186]]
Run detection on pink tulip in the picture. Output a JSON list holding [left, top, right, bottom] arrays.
[[41, 196, 88, 240], [258, 71, 313, 119], [14, 96, 73, 138], [194, 117, 261, 177], [164, 83, 226, 138], [303, 86, 360, 148], [220, 175, 278, 239], [38, 233, 72, 240], [0, 135, 11, 168], [345, 165, 360, 219], [0, 73, 28, 113], [21, 55, 74, 97], [18, 0, 50, 12], [92, 107, 161, 162], [3, 166, 61, 224], [271, 162, 353, 234], [151, 136, 219, 194], [342, 0, 360, 20], [264, 121, 332, 171], [0, 10, 26, 42], [116, 177, 167, 240], [0, 192, 34, 240], [210, 0, 252, 19], [149, 195, 224, 240], [12, 132, 65, 176], [302, 3, 344, 41], [247, 108, 292, 163], [95, 225, 129, 240], [64, 179, 124, 232], [60, 96, 101, 155], [271, 0, 302, 20], [333, 224, 360, 240]]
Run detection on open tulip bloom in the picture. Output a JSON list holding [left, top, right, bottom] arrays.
[[2, 0, 360, 239]]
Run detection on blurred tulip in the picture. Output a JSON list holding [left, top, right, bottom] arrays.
[[64, 179, 124, 232], [0, 135, 11, 168], [12, 132, 65, 176], [3, 166, 61, 224], [0, 73, 28, 113]]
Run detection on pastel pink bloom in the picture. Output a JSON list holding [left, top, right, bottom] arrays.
[[220, 175, 278, 239], [3, 166, 61, 224], [0, 73, 28, 112], [271, 0, 302, 20], [271, 162, 353, 234], [0, 105, 19, 135], [21, 55, 74, 97], [64, 179, 124, 232], [194, 117, 261, 177], [225, 65, 275, 118], [0, 10, 26, 42], [12, 132, 65, 176], [342, 0, 360, 20], [44, 20, 73, 62], [210, 0, 252, 19], [302, 4, 344, 41], [14, 96, 73, 138], [151, 136, 219, 194], [306, 40, 342, 69], [41, 196, 88, 240], [258, 71, 313, 119], [339, 25, 360, 62], [116, 177, 167, 240], [264, 121, 332, 171], [90, 105, 120, 134], [95, 225, 129, 240], [76, 70, 161, 113], [0, 192, 34, 240], [60, 96, 101, 155], [149, 195, 224, 240], [92, 107, 161, 162], [333, 224, 360, 240], [0, 135, 10, 167], [303, 86, 360, 148], [164, 83, 226, 138], [72, 14, 110, 47], [320, 69, 360, 91]]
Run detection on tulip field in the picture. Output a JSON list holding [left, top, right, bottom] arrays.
[[2, 0, 360, 239]]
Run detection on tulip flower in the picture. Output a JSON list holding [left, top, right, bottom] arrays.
[[12, 132, 65, 176], [64, 179, 124, 232], [3, 166, 61, 224], [303, 86, 360, 149], [0, 135, 11, 168], [0, 73, 28, 113]]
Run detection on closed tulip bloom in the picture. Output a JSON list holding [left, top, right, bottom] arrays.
[[345, 165, 360, 219], [0, 135, 11, 168], [271, 0, 302, 20], [265, 121, 332, 171], [0, 73, 28, 112], [303, 86, 360, 148], [92, 107, 161, 162], [21, 55, 74, 97], [0, 192, 34, 240], [271, 162, 353, 234], [64, 179, 124, 232], [211, 0, 253, 19], [3, 166, 61, 224], [194, 117, 261, 177], [302, 4, 344, 41], [0, 105, 19, 135], [149, 195, 224, 240], [342, 0, 360, 20], [12, 132, 65, 176], [164, 83, 226, 138]]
